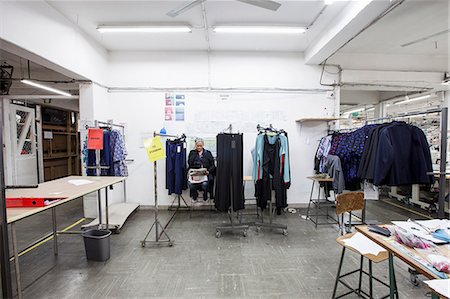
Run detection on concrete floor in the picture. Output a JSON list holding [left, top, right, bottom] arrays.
[[7, 199, 434, 298]]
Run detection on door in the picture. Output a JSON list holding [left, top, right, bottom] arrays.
[[10, 104, 38, 185]]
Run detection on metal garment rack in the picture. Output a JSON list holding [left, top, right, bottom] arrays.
[[141, 132, 176, 247], [167, 135, 190, 212], [254, 124, 288, 235], [85, 121, 117, 230], [215, 124, 249, 238], [365, 107, 448, 219]]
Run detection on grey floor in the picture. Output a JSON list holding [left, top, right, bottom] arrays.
[[8, 199, 435, 298]]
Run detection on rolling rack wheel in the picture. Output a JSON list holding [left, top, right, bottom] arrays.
[[215, 230, 222, 238], [242, 230, 247, 237], [282, 229, 288, 236], [168, 242, 174, 247], [256, 226, 261, 233], [408, 268, 420, 286], [141, 241, 146, 248]]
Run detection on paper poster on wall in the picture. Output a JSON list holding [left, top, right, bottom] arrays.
[[165, 107, 174, 121], [188, 137, 217, 157], [165, 93, 174, 106], [175, 107, 185, 121], [165, 93, 185, 122]]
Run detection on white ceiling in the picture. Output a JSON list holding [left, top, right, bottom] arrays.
[[1, 50, 79, 96], [48, 0, 349, 52], [338, 0, 449, 56]]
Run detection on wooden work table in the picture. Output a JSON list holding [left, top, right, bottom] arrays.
[[356, 225, 449, 299], [6, 176, 124, 223], [5, 175, 125, 299], [356, 225, 449, 280]]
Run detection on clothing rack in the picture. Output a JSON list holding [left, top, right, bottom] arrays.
[[84, 120, 138, 232], [85, 121, 111, 230], [167, 134, 190, 211], [254, 124, 288, 236], [216, 124, 249, 238], [366, 108, 448, 218], [141, 132, 177, 247]]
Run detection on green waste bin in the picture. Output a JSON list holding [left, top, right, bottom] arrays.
[[82, 229, 111, 261]]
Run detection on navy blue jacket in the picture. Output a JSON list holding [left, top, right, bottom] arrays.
[[373, 122, 434, 186]]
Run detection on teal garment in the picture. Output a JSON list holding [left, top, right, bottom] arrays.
[[252, 134, 290, 183]]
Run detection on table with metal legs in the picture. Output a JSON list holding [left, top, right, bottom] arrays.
[[306, 176, 338, 228], [6, 176, 124, 298]]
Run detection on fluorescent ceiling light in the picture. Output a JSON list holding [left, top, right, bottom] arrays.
[[97, 25, 192, 33], [213, 26, 306, 34], [366, 107, 375, 112], [21, 79, 71, 97], [343, 107, 365, 114], [394, 94, 432, 105], [325, 0, 334, 5]]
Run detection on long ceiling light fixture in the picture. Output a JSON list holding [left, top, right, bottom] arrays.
[[394, 94, 432, 105], [21, 79, 72, 97], [342, 107, 366, 114], [213, 26, 306, 34], [97, 25, 192, 33]]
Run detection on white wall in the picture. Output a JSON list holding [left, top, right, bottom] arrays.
[[107, 51, 336, 89], [340, 90, 380, 104], [104, 91, 334, 206], [88, 52, 339, 206], [0, 1, 108, 83]]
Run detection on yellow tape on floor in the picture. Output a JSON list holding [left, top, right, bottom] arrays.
[[18, 218, 86, 257]]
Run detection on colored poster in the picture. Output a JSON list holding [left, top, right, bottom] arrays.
[[87, 128, 103, 150], [175, 107, 185, 121], [165, 93, 185, 122], [144, 136, 166, 162], [165, 107, 174, 121]]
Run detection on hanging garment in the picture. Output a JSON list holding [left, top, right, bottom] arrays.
[[324, 155, 345, 194], [373, 122, 434, 186], [357, 124, 389, 180], [215, 133, 244, 212], [166, 140, 188, 195], [315, 135, 333, 173], [110, 130, 128, 176], [255, 134, 289, 210], [87, 130, 114, 176], [252, 134, 291, 184]]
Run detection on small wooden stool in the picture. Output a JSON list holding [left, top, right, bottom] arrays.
[[332, 233, 398, 299]]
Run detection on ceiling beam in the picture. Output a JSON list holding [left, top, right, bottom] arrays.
[[304, 0, 400, 65]]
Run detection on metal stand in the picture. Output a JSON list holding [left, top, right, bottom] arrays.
[[141, 132, 174, 247], [215, 129, 248, 238], [255, 193, 288, 236], [306, 180, 338, 228], [215, 179, 249, 238], [168, 194, 190, 211], [253, 125, 288, 235]]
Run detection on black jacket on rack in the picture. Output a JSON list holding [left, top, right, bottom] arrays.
[[373, 122, 434, 186]]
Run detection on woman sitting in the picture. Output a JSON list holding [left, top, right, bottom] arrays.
[[188, 138, 215, 204]]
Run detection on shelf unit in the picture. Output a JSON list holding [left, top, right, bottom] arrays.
[[41, 107, 80, 181], [295, 117, 340, 123]]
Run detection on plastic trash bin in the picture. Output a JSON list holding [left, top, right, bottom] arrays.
[[82, 229, 112, 261]]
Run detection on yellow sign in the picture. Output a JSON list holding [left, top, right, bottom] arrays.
[[144, 136, 166, 162]]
